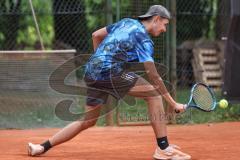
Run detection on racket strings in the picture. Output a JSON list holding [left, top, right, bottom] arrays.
[[192, 85, 215, 111]]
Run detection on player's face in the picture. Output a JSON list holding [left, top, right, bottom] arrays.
[[151, 16, 169, 36]]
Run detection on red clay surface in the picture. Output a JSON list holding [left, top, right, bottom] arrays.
[[0, 122, 240, 160]]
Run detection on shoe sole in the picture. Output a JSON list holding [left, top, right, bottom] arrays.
[[154, 156, 190, 160], [153, 156, 171, 160], [154, 158, 190, 160]]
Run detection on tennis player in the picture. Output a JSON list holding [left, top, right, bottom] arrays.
[[28, 5, 191, 160]]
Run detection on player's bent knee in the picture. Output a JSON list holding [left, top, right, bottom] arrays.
[[88, 120, 98, 127], [82, 120, 97, 129]]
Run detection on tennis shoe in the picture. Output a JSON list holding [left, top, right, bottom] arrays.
[[153, 144, 191, 160], [28, 142, 44, 156]]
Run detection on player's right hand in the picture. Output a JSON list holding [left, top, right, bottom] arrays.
[[174, 103, 186, 113]]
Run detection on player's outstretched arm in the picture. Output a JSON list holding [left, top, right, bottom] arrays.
[[143, 61, 185, 112], [92, 27, 108, 51]]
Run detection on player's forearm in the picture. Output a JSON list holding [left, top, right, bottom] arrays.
[[144, 62, 176, 107], [150, 75, 176, 107], [162, 93, 177, 107]]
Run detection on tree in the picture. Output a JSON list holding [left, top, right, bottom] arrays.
[[52, 0, 88, 53], [0, 0, 21, 50], [216, 0, 230, 40], [176, 0, 211, 44]]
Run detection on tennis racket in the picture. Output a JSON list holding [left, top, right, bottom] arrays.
[[176, 83, 217, 113]]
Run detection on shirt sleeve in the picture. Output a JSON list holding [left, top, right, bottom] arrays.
[[106, 23, 116, 33], [138, 40, 154, 62]]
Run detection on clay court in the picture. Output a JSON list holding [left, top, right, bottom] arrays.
[[0, 122, 239, 160]]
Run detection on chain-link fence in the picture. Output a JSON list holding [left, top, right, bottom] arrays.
[[0, 0, 233, 128], [176, 0, 230, 89], [0, 0, 98, 52], [0, 0, 231, 85]]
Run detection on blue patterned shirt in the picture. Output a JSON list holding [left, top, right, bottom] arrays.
[[85, 18, 154, 80]]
